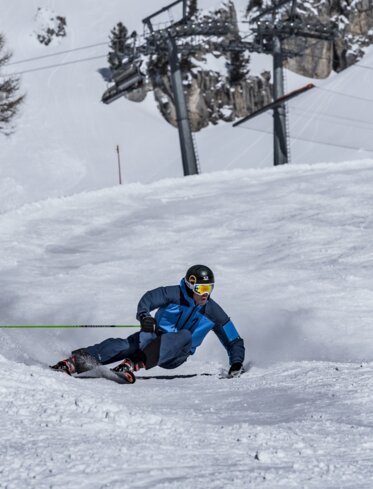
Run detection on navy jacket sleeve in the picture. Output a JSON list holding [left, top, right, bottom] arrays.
[[136, 286, 179, 321], [206, 299, 245, 365]]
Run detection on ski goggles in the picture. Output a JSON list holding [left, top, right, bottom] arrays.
[[186, 281, 214, 296]]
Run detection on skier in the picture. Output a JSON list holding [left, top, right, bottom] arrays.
[[51, 265, 245, 380]]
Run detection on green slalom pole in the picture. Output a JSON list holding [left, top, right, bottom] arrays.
[[0, 325, 138, 329]]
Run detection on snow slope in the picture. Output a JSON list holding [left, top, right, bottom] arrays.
[[1, 1, 373, 487], [1, 0, 373, 212], [1, 161, 373, 488], [1, 357, 372, 489]]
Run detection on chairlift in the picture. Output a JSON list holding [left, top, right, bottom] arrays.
[[102, 60, 144, 104]]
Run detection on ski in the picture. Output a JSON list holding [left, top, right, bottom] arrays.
[[137, 373, 215, 380], [49, 349, 136, 384], [50, 363, 136, 384], [76, 365, 136, 384], [50, 358, 252, 383], [137, 363, 253, 380]]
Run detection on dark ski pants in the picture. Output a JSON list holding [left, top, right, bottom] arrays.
[[84, 330, 193, 370]]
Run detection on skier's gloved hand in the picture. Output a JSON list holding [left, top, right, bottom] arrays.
[[228, 362, 243, 377], [140, 315, 157, 333]]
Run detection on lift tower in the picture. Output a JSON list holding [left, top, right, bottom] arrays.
[[102, 0, 254, 176], [102, 0, 235, 176], [249, 0, 337, 165]]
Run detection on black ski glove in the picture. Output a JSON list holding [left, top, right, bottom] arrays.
[[140, 315, 157, 333], [228, 362, 243, 377]]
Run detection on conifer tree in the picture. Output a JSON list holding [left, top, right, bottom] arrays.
[[227, 51, 250, 84], [187, 0, 198, 18], [0, 34, 24, 135], [108, 22, 129, 70]]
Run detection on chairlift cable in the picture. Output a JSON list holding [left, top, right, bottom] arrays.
[[316, 86, 373, 104], [8, 41, 109, 66], [237, 126, 373, 153], [6, 53, 106, 77]]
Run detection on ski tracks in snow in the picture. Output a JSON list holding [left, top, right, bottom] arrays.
[[1, 357, 373, 489]]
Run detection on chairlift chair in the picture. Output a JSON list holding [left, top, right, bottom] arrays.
[[102, 60, 144, 104]]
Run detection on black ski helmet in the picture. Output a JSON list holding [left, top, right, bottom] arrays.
[[185, 264, 215, 285]]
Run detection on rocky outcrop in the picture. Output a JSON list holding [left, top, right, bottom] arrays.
[[261, 0, 373, 78], [111, 0, 372, 130], [34, 8, 67, 46], [117, 1, 272, 131], [150, 68, 271, 131]]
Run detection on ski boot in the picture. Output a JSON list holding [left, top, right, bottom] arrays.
[[112, 358, 146, 373], [50, 349, 101, 376], [111, 357, 145, 383], [50, 356, 77, 375], [111, 359, 137, 383]]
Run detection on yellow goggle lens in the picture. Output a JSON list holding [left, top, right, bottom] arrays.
[[194, 283, 214, 295]]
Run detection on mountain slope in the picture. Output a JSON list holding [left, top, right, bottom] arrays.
[[1, 1, 373, 213]]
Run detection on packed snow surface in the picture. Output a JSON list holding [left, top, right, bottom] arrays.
[[1, 161, 373, 488]]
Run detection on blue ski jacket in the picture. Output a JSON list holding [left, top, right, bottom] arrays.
[[136, 279, 245, 365]]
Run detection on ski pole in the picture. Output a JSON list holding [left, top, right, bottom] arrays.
[[0, 325, 139, 329]]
